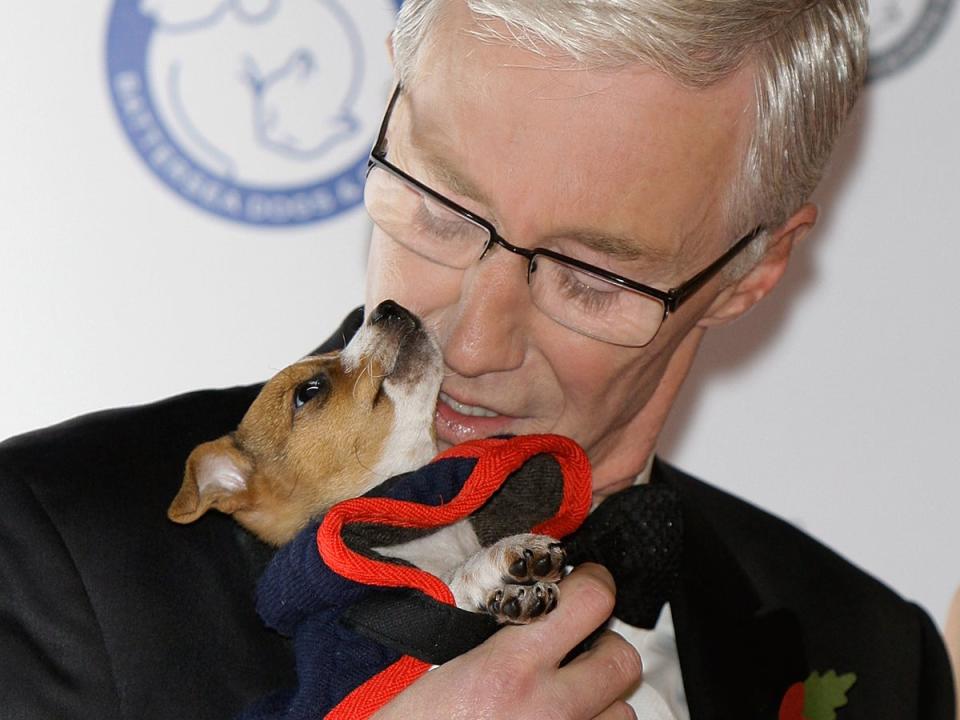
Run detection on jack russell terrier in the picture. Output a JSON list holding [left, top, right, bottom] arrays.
[[167, 300, 568, 623]]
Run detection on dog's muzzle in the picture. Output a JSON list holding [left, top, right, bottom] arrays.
[[363, 300, 440, 387]]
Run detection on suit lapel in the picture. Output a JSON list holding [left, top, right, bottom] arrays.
[[655, 460, 807, 719]]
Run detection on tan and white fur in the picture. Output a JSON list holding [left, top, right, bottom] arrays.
[[168, 300, 564, 623]]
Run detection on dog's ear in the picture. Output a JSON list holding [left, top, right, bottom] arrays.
[[167, 435, 254, 524]]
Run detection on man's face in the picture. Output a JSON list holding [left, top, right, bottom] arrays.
[[366, 6, 756, 497]]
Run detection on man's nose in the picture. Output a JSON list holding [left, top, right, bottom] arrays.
[[440, 247, 531, 378]]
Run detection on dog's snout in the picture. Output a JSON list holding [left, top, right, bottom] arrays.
[[370, 300, 419, 329], [348, 300, 438, 387]]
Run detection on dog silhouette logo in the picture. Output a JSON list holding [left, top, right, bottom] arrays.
[[867, 0, 955, 81], [106, 0, 401, 226]]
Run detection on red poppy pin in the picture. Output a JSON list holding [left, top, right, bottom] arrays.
[[778, 670, 857, 720]]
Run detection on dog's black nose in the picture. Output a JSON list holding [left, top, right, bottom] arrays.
[[369, 299, 419, 328]]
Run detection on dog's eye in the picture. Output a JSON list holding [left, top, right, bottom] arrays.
[[293, 377, 328, 410]]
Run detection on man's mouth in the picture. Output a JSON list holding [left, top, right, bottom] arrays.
[[435, 391, 513, 445], [438, 391, 498, 417]]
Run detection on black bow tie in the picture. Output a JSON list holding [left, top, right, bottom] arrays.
[[564, 479, 684, 629]]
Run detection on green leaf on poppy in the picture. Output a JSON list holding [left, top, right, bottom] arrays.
[[802, 670, 857, 720]]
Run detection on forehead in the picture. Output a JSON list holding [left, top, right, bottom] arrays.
[[403, 6, 755, 263]]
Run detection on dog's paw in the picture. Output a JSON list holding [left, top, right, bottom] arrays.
[[501, 536, 566, 584], [484, 581, 558, 623], [448, 533, 567, 623]]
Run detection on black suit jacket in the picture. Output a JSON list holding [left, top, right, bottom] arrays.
[[0, 308, 953, 719]]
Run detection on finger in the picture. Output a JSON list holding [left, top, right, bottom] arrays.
[[592, 700, 638, 720], [559, 630, 643, 717], [493, 563, 617, 666]]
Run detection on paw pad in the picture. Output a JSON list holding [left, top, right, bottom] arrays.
[[485, 582, 558, 624], [505, 542, 566, 583]]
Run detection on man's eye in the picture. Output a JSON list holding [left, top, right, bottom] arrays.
[[414, 200, 467, 240], [555, 266, 618, 310], [293, 377, 328, 409]]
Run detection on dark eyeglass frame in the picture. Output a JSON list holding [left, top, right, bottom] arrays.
[[366, 84, 762, 341]]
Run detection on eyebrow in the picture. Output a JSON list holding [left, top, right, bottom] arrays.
[[548, 229, 676, 265], [407, 136, 495, 210], [412, 148, 673, 265]]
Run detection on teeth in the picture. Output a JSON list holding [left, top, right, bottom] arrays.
[[440, 392, 499, 418]]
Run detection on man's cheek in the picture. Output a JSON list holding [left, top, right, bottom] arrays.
[[555, 348, 657, 428]]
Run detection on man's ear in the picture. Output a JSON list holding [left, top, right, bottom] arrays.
[[698, 203, 818, 328], [167, 435, 254, 524]]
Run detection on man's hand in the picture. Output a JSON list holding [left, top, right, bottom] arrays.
[[374, 563, 641, 720]]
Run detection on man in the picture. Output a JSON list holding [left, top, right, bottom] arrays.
[[0, 1, 953, 719]]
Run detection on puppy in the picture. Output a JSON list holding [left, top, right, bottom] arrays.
[[168, 300, 565, 623]]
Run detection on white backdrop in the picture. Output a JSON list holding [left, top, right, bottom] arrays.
[[2, 2, 958, 629]]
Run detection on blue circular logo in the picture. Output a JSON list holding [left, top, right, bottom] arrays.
[[106, 0, 402, 226], [868, 0, 955, 82]]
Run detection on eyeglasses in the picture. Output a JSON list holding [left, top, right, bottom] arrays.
[[364, 84, 762, 347]]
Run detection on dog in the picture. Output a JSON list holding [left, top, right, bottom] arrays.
[[167, 300, 567, 623]]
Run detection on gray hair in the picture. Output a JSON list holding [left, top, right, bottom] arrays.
[[393, 0, 867, 263]]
